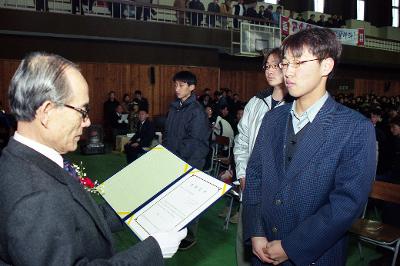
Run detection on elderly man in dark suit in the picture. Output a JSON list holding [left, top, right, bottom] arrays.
[[0, 52, 186, 265], [243, 28, 376, 265]]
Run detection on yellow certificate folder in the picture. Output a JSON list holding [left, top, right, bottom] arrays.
[[100, 144, 195, 220], [100, 144, 231, 240]]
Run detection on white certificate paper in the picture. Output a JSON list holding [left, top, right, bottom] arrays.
[[125, 169, 230, 240]]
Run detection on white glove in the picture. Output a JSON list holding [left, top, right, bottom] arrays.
[[151, 228, 187, 258]]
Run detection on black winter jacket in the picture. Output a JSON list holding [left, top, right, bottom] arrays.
[[163, 94, 210, 169]]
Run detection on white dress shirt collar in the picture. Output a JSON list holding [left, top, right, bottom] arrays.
[[13, 132, 64, 168]]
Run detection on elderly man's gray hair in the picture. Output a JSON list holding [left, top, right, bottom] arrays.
[[8, 52, 78, 121]]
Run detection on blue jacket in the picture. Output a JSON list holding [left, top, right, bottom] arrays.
[[164, 94, 210, 170], [243, 96, 376, 265]]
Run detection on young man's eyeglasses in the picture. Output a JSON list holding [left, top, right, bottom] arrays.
[[262, 64, 280, 71], [279, 58, 320, 70], [64, 104, 90, 121]]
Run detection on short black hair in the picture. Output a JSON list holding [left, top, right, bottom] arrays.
[[263, 47, 282, 67], [281, 27, 342, 78], [173, 71, 197, 86], [134, 90, 142, 95]]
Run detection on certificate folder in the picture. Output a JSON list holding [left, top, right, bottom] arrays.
[[100, 144, 231, 240]]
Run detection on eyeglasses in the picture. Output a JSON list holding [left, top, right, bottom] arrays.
[[279, 58, 320, 70], [262, 64, 280, 71], [63, 104, 90, 122]]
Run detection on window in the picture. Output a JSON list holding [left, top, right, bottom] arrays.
[[393, 0, 399, 27], [314, 0, 324, 12], [357, 0, 365, 20], [264, 0, 278, 4]]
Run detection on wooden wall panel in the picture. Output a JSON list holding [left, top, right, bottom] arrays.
[[220, 70, 267, 102], [0, 60, 20, 111], [354, 79, 400, 97]]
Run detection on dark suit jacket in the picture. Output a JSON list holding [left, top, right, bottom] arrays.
[[243, 96, 376, 265], [0, 138, 163, 265], [130, 119, 155, 148]]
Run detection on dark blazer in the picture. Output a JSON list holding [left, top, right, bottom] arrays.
[[130, 119, 155, 148], [243, 96, 376, 265], [0, 138, 163, 265]]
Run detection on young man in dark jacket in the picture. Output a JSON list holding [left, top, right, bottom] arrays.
[[163, 70, 211, 250]]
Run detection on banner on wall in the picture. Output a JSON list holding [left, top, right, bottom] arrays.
[[280, 16, 365, 47]]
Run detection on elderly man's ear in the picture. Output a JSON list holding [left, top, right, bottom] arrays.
[[36, 100, 55, 127]]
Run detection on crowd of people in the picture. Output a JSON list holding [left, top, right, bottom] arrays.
[[33, 0, 349, 30], [291, 13, 346, 28], [334, 93, 400, 182], [0, 27, 399, 265]]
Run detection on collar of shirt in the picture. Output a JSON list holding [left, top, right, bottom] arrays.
[[13, 132, 64, 168], [290, 92, 329, 134]]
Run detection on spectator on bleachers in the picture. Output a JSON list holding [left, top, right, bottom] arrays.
[[263, 4, 273, 22], [233, 0, 246, 28], [220, 0, 232, 28], [207, 0, 220, 27], [174, 0, 187, 24], [36, 0, 48, 12], [133, 90, 149, 112], [245, 4, 259, 24], [188, 0, 205, 26], [316, 14, 326, 27], [72, 0, 94, 15], [257, 5, 265, 22], [326, 16, 334, 28], [108, 1, 125, 18], [288, 10, 295, 19], [295, 13, 305, 22], [136, 0, 152, 21], [337, 15, 345, 27], [306, 14, 316, 24], [271, 5, 282, 26]]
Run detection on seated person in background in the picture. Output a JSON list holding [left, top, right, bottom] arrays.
[[232, 107, 244, 136], [124, 109, 155, 164], [111, 104, 129, 143], [133, 90, 149, 112], [213, 105, 234, 144], [306, 14, 316, 24]]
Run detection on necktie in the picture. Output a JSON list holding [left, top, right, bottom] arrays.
[[63, 159, 80, 181]]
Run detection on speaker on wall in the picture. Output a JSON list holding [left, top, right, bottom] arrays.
[[149, 66, 155, 85]]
